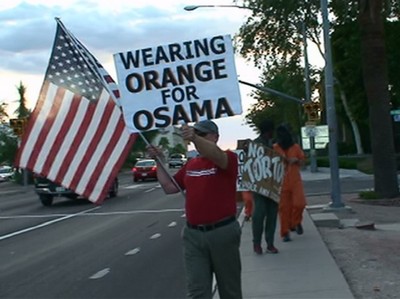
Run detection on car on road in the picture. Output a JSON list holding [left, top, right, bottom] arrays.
[[168, 154, 187, 168], [132, 159, 157, 182], [34, 175, 118, 206], [0, 166, 14, 182]]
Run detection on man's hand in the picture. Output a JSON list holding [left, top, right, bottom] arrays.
[[146, 145, 165, 162], [180, 124, 196, 142]]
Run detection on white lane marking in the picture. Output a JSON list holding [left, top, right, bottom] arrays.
[[0, 206, 101, 241], [89, 268, 110, 279], [124, 185, 141, 189], [168, 221, 177, 227], [125, 248, 141, 256], [144, 188, 156, 193], [0, 209, 185, 220], [150, 233, 161, 239]]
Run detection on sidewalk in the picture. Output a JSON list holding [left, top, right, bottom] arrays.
[[214, 167, 361, 299], [235, 210, 354, 299]]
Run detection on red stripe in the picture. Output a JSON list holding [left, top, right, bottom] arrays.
[[103, 75, 114, 83], [112, 90, 120, 98], [26, 87, 66, 171], [84, 113, 127, 201], [94, 131, 138, 204], [14, 82, 50, 169], [69, 99, 115, 191], [54, 101, 96, 184], [40, 94, 82, 176]]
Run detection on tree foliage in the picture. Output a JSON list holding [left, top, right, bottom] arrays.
[[14, 81, 30, 118], [236, 0, 400, 197]]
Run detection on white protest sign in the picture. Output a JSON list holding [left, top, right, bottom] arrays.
[[234, 149, 247, 192], [113, 35, 242, 133]]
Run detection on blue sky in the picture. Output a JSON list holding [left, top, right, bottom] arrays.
[[0, 0, 266, 149]]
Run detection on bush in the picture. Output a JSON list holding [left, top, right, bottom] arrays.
[[359, 190, 379, 200], [315, 155, 370, 172]]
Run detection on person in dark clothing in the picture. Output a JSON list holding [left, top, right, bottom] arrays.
[[250, 119, 279, 254]]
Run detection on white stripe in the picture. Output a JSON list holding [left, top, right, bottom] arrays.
[[63, 90, 109, 186], [89, 268, 110, 279], [0, 206, 100, 241], [76, 103, 122, 197], [125, 248, 140, 256], [150, 233, 161, 239], [19, 84, 58, 168], [47, 96, 90, 181], [89, 125, 131, 201], [33, 90, 74, 174]]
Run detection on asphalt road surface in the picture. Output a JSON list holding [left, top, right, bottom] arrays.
[[0, 173, 188, 299]]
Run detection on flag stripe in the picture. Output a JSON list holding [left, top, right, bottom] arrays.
[[40, 93, 83, 175], [69, 95, 116, 191], [78, 108, 126, 198], [15, 20, 136, 203], [47, 91, 91, 183], [33, 88, 74, 174]]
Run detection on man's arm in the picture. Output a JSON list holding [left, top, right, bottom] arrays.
[[147, 146, 181, 194], [181, 124, 228, 169]]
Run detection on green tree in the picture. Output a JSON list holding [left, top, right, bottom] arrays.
[[0, 102, 8, 123], [14, 81, 31, 118], [245, 61, 307, 138], [171, 143, 187, 155], [237, 0, 400, 198], [158, 137, 171, 151], [0, 125, 18, 165]]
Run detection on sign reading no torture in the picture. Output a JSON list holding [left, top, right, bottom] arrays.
[[113, 35, 242, 133], [241, 141, 284, 202]]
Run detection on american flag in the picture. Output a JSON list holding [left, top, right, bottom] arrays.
[[14, 19, 137, 204]]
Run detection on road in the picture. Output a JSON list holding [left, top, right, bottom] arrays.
[[303, 176, 374, 197], [0, 171, 376, 298], [0, 172, 187, 299]]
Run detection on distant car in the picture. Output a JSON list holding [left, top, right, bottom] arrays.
[[168, 154, 187, 168], [34, 175, 118, 206], [132, 159, 157, 182], [0, 166, 14, 182]]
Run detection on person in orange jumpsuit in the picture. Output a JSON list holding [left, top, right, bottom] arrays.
[[273, 124, 307, 242], [242, 191, 253, 221]]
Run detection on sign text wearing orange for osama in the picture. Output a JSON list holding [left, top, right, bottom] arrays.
[[241, 141, 284, 202]]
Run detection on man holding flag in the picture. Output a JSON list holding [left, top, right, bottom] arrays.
[[147, 120, 242, 299]]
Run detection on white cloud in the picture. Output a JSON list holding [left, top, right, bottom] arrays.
[[0, 0, 260, 149]]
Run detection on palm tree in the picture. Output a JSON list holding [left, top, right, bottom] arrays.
[[14, 81, 30, 118], [0, 102, 8, 123]]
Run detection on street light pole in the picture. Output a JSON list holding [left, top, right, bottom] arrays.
[[301, 22, 318, 173], [320, 0, 343, 208]]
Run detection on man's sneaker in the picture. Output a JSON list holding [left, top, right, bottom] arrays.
[[296, 224, 304, 235], [282, 234, 292, 242], [253, 244, 263, 255], [266, 245, 279, 254]]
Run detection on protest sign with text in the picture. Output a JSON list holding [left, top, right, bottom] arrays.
[[113, 35, 242, 133], [241, 141, 284, 202], [234, 149, 247, 192]]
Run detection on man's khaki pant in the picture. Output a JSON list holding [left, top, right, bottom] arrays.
[[182, 220, 242, 299]]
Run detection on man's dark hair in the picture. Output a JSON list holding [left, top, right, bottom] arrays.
[[257, 119, 274, 134], [276, 124, 294, 150]]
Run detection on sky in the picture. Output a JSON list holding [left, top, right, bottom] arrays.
[[0, 0, 321, 150]]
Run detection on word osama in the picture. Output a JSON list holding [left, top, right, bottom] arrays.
[[117, 36, 235, 130]]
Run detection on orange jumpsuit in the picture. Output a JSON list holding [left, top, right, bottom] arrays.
[[242, 191, 253, 218], [273, 143, 306, 238]]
